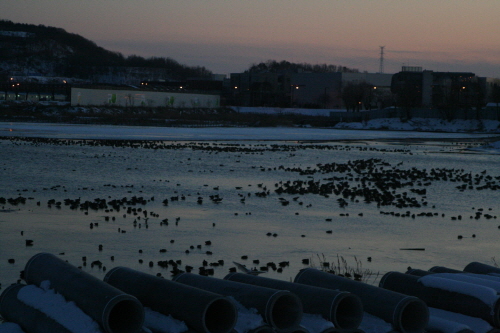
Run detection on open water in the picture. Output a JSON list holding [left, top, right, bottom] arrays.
[[1, 123, 499, 290]]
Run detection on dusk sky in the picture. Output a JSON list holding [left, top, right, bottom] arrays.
[[3, 0, 500, 77]]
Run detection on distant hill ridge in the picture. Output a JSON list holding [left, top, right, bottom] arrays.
[[0, 19, 212, 83], [0, 20, 359, 85]]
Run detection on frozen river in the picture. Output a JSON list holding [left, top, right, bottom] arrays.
[[1, 122, 500, 291]]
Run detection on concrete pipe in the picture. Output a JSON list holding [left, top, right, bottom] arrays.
[[0, 284, 73, 333], [173, 273, 303, 332], [23, 253, 144, 333], [464, 262, 500, 275], [294, 268, 428, 333], [379, 271, 500, 328], [225, 272, 363, 330], [104, 267, 237, 333]]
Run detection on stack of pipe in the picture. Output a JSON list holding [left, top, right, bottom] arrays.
[[382, 264, 500, 333], [0, 252, 145, 333], [104, 267, 237, 333], [405, 264, 500, 332], [0, 284, 73, 333], [224, 272, 363, 331], [293, 268, 429, 333], [173, 272, 303, 332]]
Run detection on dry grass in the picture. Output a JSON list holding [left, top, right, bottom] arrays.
[[308, 253, 380, 285]]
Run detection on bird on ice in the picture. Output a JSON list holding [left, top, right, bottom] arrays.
[[233, 261, 266, 275]]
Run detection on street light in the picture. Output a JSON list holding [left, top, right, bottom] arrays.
[[290, 84, 303, 107]]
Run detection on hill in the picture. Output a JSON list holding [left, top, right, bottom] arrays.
[[0, 20, 212, 83]]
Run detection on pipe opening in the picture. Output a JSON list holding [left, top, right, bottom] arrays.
[[269, 293, 302, 331], [204, 298, 237, 333], [332, 294, 363, 330], [106, 299, 144, 333], [396, 298, 429, 333]]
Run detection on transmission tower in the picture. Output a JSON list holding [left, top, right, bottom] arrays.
[[379, 46, 385, 73]]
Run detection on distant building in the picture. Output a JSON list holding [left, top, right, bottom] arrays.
[[230, 71, 292, 107], [0, 81, 70, 102], [391, 68, 486, 109]]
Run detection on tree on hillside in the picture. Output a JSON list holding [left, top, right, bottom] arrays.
[[246, 60, 358, 74]]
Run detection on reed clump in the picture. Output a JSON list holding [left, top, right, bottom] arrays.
[[308, 253, 380, 285]]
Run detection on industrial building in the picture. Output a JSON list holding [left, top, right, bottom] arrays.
[[229, 71, 393, 109]]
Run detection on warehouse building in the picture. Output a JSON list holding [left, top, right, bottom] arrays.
[[71, 86, 220, 108]]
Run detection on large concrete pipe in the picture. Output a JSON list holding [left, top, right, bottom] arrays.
[[173, 273, 303, 332], [379, 271, 500, 328], [464, 262, 500, 275], [294, 268, 429, 333], [224, 272, 363, 330], [0, 284, 73, 333], [23, 253, 144, 333], [104, 267, 237, 333]]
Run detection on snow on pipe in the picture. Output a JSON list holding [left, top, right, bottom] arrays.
[[407, 270, 500, 294], [416, 267, 500, 286], [294, 268, 429, 333], [23, 252, 145, 333], [429, 307, 500, 333], [290, 326, 310, 333], [428, 267, 463, 274], [406, 268, 435, 277], [0, 284, 73, 333], [172, 273, 303, 332], [426, 315, 474, 333], [303, 326, 344, 333], [224, 272, 363, 330], [379, 271, 500, 328], [245, 325, 274, 333], [464, 262, 500, 276], [104, 267, 237, 333]]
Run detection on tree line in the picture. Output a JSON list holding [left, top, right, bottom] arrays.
[[246, 60, 359, 73]]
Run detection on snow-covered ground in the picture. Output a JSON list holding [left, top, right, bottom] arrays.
[[333, 117, 500, 134], [1, 119, 499, 142]]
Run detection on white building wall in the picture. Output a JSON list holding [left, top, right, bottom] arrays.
[[71, 88, 220, 108]]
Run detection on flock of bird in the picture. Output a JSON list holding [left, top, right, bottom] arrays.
[[0, 136, 498, 290]]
